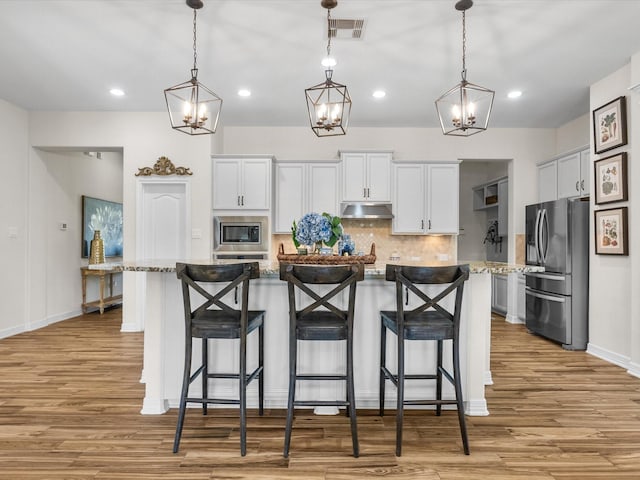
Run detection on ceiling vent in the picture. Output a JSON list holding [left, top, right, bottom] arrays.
[[329, 18, 365, 39]]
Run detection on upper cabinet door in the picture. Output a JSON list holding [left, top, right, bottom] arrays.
[[426, 163, 459, 234], [392, 163, 425, 234], [242, 158, 271, 209], [309, 163, 340, 216], [342, 152, 368, 201], [274, 163, 305, 233], [556, 153, 581, 199], [213, 158, 242, 209], [366, 152, 392, 202], [537, 161, 557, 202], [579, 149, 590, 197], [212, 157, 271, 210]]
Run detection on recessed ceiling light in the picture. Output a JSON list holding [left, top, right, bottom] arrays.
[[507, 90, 522, 99], [238, 89, 251, 97], [372, 90, 386, 99], [109, 88, 125, 97]]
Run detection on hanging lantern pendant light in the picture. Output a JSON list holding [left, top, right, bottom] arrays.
[[435, 0, 494, 136], [305, 0, 352, 137], [164, 0, 222, 135]]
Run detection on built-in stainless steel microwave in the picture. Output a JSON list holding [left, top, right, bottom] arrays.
[[213, 216, 269, 252]]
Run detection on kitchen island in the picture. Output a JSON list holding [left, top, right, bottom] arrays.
[[91, 260, 543, 416]]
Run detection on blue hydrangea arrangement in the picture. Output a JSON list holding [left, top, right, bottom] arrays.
[[292, 212, 342, 250]]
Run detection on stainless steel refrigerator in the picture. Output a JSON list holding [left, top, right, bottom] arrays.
[[525, 197, 589, 350]]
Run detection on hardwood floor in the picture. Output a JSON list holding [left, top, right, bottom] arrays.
[[1, 309, 640, 479]]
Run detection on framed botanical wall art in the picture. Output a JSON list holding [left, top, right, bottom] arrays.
[[594, 152, 628, 205], [593, 96, 627, 154], [82, 195, 123, 258], [594, 207, 628, 255]]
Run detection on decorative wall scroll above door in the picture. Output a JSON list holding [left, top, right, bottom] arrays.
[[135, 156, 193, 176]]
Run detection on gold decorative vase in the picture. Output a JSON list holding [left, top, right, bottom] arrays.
[[89, 230, 105, 264]]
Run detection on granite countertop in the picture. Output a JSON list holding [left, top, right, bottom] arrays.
[[88, 260, 544, 277]]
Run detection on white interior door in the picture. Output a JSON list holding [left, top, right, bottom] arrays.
[[140, 182, 190, 260]]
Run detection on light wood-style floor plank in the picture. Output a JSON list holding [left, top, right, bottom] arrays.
[[1, 308, 640, 478]]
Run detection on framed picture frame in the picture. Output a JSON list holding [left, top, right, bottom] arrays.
[[594, 152, 628, 205], [594, 207, 628, 255], [593, 96, 627, 154], [82, 195, 123, 258]]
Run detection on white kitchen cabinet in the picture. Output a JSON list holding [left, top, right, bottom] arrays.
[[580, 149, 590, 197], [212, 156, 272, 210], [491, 273, 508, 315], [557, 152, 580, 199], [392, 162, 459, 234], [273, 161, 340, 233], [538, 147, 590, 202], [341, 151, 391, 202], [537, 160, 557, 202]]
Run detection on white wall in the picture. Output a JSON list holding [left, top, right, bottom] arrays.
[[28, 112, 212, 332], [630, 52, 640, 377], [556, 113, 590, 154], [0, 99, 29, 338], [588, 63, 636, 374]]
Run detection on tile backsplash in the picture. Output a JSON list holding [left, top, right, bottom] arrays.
[[272, 219, 457, 263]]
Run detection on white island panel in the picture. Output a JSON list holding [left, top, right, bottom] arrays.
[[93, 261, 542, 416]]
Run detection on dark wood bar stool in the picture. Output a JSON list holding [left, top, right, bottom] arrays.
[[173, 262, 265, 456], [280, 263, 364, 458], [380, 264, 470, 456]]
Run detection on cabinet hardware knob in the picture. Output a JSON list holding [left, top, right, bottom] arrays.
[[580, 180, 584, 191], [237, 196, 240, 206], [241, 195, 244, 206], [421, 219, 424, 230], [428, 219, 431, 230], [576, 181, 579, 191]]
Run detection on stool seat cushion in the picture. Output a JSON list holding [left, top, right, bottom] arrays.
[[192, 310, 265, 339], [296, 311, 348, 341], [380, 310, 454, 341]]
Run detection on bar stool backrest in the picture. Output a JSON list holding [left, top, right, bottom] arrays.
[[176, 262, 261, 328], [385, 264, 470, 331], [280, 263, 364, 321]]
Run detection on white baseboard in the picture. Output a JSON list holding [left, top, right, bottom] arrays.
[[586, 342, 630, 370], [0, 324, 25, 340], [627, 361, 640, 379], [120, 322, 142, 333], [465, 399, 489, 416], [484, 370, 493, 385], [505, 314, 525, 325], [46, 309, 83, 326], [1, 309, 83, 340]]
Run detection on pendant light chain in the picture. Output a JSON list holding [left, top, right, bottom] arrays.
[[326, 8, 332, 59], [192, 9, 198, 72], [461, 10, 467, 81]]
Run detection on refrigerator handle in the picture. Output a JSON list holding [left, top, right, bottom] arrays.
[[534, 209, 542, 263], [541, 208, 550, 263]]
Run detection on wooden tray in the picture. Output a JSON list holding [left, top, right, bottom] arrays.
[[277, 243, 376, 264]]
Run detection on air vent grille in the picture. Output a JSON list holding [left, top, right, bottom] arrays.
[[329, 18, 365, 39]]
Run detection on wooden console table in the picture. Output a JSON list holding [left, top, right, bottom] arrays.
[[81, 267, 123, 314]]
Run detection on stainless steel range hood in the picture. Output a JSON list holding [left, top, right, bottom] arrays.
[[340, 202, 394, 219]]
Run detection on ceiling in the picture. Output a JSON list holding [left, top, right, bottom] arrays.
[[1, 0, 640, 129]]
